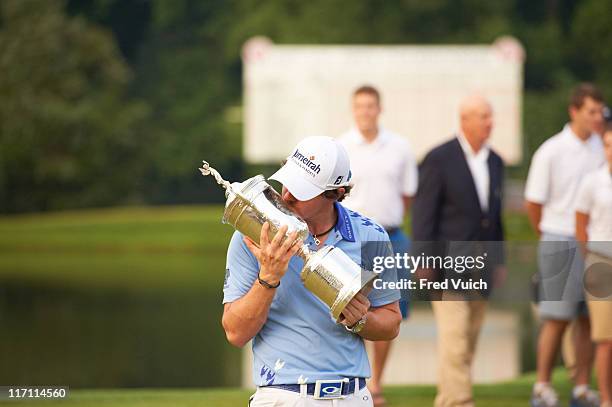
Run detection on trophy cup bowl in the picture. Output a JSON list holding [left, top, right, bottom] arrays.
[[200, 161, 378, 321], [223, 174, 310, 245], [302, 246, 376, 321]]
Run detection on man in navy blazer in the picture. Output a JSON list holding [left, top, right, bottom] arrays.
[[412, 94, 505, 407]]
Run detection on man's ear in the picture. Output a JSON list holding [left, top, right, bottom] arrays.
[[568, 105, 577, 121], [336, 187, 346, 201]]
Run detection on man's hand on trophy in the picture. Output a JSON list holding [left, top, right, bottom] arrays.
[[244, 222, 302, 287], [339, 292, 370, 328]]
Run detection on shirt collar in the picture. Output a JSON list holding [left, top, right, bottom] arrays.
[[562, 123, 598, 148], [350, 127, 390, 146], [334, 202, 356, 242], [457, 132, 490, 160], [600, 164, 612, 185]]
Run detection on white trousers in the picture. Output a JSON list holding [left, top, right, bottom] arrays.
[[249, 385, 373, 407]]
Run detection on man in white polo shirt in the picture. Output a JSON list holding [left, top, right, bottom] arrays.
[[525, 83, 605, 407], [339, 85, 418, 407], [576, 122, 612, 407]]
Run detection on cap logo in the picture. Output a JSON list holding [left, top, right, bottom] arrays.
[[292, 149, 321, 176]]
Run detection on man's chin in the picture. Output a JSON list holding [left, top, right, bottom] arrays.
[[358, 123, 376, 132]]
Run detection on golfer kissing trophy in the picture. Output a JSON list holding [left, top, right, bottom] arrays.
[[199, 160, 378, 321]]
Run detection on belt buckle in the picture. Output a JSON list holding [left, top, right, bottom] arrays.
[[313, 378, 349, 399]]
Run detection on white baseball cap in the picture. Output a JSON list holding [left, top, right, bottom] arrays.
[[270, 136, 352, 201]]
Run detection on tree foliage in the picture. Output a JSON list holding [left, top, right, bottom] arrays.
[[131, 0, 242, 204], [2, 0, 611, 212], [0, 0, 149, 212]]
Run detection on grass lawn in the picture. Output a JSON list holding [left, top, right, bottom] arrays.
[[1, 370, 574, 406], [0, 205, 233, 290], [0, 205, 232, 253]]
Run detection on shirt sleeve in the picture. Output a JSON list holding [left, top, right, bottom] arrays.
[[402, 146, 419, 197], [364, 232, 401, 308], [525, 145, 551, 204], [223, 231, 260, 304], [574, 174, 595, 214]]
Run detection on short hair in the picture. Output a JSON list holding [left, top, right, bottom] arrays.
[[569, 83, 604, 109], [323, 186, 352, 202], [353, 85, 381, 104]]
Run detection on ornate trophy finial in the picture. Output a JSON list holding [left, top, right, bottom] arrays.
[[199, 160, 231, 190], [199, 161, 211, 176]]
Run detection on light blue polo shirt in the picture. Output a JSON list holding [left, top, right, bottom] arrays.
[[223, 202, 401, 386]]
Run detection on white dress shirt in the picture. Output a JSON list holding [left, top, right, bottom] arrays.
[[525, 124, 605, 236], [338, 127, 418, 228], [457, 133, 490, 212]]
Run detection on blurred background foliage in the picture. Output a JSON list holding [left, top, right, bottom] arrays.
[[1, 0, 611, 214]]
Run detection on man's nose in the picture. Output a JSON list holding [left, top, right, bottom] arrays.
[[282, 189, 296, 203]]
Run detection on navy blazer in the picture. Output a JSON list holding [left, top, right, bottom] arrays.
[[411, 135, 505, 295], [412, 137, 504, 243]]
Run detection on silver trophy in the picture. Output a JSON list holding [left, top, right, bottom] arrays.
[[199, 160, 378, 321]]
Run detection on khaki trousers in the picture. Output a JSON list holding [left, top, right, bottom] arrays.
[[585, 251, 612, 341], [431, 300, 488, 407]]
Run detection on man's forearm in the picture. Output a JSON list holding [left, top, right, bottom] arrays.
[[222, 281, 277, 347], [575, 212, 589, 256], [525, 201, 542, 236], [402, 195, 412, 214], [358, 303, 401, 341]]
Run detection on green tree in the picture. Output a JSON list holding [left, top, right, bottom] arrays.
[[130, 0, 242, 204], [0, 0, 149, 212], [570, 0, 612, 98]]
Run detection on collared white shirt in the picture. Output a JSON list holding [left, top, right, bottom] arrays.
[[338, 127, 418, 228], [457, 132, 491, 212], [525, 124, 605, 236], [575, 164, 612, 257]]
